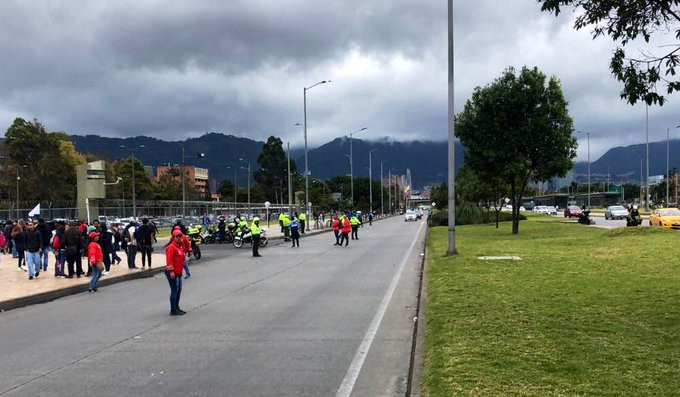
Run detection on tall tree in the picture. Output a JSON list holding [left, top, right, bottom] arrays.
[[253, 136, 297, 202], [539, 0, 680, 105], [456, 66, 577, 234], [4, 118, 86, 202]]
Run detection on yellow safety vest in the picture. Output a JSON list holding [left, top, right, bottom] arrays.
[[250, 222, 261, 235]]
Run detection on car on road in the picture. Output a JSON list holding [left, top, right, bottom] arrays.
[[604, 205, 629, 220], [404, 210, 417, 222], [649, 208, 680, 229], [534, 206, 557, 215], [564, 205, 582, 218]]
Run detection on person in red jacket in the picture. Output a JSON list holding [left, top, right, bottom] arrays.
[[170, 225, 193, 279], [331, 215, 340, 246], [339, 213, 351, 247], [165, 229, 186, 315], [87, 232, 103, 292]]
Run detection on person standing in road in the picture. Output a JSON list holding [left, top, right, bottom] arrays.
[[350, 213, 361, 240], [331, 215, 340, 245], [36, 218, 51, 272], [251, 217, 262, 257], [87, 232, 103, 292], [281, 213, 291, 241], [137, 218, 154, 270], [290, 216, 300, 248], [339, 213, 351, 247], [368, 211, 374, 226], [298, 212, 306, 234], [165, 230, 186, 316], [24, 221, 42, 280]]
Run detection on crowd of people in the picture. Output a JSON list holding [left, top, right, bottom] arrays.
[[4, 217, 160, 289]]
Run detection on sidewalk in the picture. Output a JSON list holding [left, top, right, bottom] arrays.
[[0, 250, 165, 311]]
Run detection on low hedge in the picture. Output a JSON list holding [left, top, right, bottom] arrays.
[[430, 205, 525, 226]]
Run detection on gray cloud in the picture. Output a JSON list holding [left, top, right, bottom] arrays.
[[0, 0, 678, 162]]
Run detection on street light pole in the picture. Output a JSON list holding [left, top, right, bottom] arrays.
[[447, 0, 457, 255], [645, 103, 649, 210], [181, 148, 205, 218], [287, 142, 292, 218], [16, 171, 19, 220], [388, 169, 393, 214], [239, 158, 250, 213], [667, 127, 670, 205], [303, 80, 330, 231], [369, 148, 379, 213], [120, 144, 145, 219], [576, 131, 591, 207], [380, 160, 387, 215], [347, 127, 367, 207]]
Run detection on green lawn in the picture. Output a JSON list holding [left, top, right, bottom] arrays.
[[423, 218, 680, 396]]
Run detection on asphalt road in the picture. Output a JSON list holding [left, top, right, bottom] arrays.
[[0, 216, 427, 397]]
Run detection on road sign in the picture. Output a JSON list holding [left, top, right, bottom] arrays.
[[264, 201, 270, 208]]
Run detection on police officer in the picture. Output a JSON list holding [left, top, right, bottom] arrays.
[[250, 217, 262, 257], [350, 213, 361, 240], [298, 211, 306, 234]]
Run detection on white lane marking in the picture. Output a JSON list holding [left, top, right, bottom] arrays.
[[335, 221, 425, 397]]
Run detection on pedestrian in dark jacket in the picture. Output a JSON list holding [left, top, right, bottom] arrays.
[[11, 224, 25, 270], [99, 224, 113, 273], [136, 218, 154, 269], [36, 218, 52, 272], [23, 221, 42, 280], [63, 222, 84, 278], [3, 220, 13, 255]]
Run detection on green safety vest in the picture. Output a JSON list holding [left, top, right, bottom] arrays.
[[250, 222, 260, 235], [350, 216, 360, 226], [282, 216, 290, 227], [299, 213, 306, 221]]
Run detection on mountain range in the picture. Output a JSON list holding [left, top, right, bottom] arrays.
[[69, 132, 680, 189], [70, 133, 463, 189]]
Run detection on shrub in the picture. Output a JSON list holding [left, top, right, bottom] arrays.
[[430, 205, 525, 226]]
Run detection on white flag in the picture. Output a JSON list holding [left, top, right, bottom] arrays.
[[28, 203, 40, 217]]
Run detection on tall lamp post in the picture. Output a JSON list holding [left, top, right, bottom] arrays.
[[576, 131, 591, 207], [8, 164, 26, 220], [120, 144, 145, 219], [181, 148, 205, 218], [368, 148, 379, 213], [346, 127, 367, 206], [447, 0, 456, 255], [667, 125, 680, 205], [380, 160, 388, 215], [238, 158, 251, 213], [303, 80, 330, 231], [388, 169, 394, 214]]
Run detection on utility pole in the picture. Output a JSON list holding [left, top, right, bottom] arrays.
[[645, 103, 649, 210], [380, 160, 387, 215], [287, 142, 293, 218], [447, 0, 456, 255]]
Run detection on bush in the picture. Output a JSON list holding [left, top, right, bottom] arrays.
[[430, 205, 525, 226]]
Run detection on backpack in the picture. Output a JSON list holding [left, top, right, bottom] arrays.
[[0, 233, 6, 249], [52, 235, 60, 250]]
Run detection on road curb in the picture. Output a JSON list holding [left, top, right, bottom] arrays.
[[407, 224, 429, 396], [0, 266, 164, 312]]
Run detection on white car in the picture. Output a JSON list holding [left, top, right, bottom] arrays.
[[404, 210, 418, 222], [605, 205, 629, 220], [535, 206, 557, 215]]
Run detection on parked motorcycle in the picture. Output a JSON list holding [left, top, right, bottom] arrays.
[[233, 228, 268, 248]]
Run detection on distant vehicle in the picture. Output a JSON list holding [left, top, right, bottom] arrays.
[[604, 205, 629, 220], [404, 210, 417, 222], [504, 205, 526, 212], [649, 208, 680, 229], [535, 206, 557, 215], [415, 209, 423, 219], [564, 205, 582, 218]]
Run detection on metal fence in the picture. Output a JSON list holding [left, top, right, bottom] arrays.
[[2, 199, 304, 221]]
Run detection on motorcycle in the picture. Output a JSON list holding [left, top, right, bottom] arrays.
[[626, 206, 642, 227], [187, 225, 203, 259], [577, 209, 593, 225], [233, 228, 268, 248], [202, 225, 219, 244]]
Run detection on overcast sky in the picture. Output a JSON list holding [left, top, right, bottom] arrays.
[[1, 0, 678, 161]]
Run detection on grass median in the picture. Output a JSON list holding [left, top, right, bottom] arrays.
[[423, 217, 680, 396]]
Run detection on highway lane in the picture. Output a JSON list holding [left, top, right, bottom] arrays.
[[0, 216, 427, 397]]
